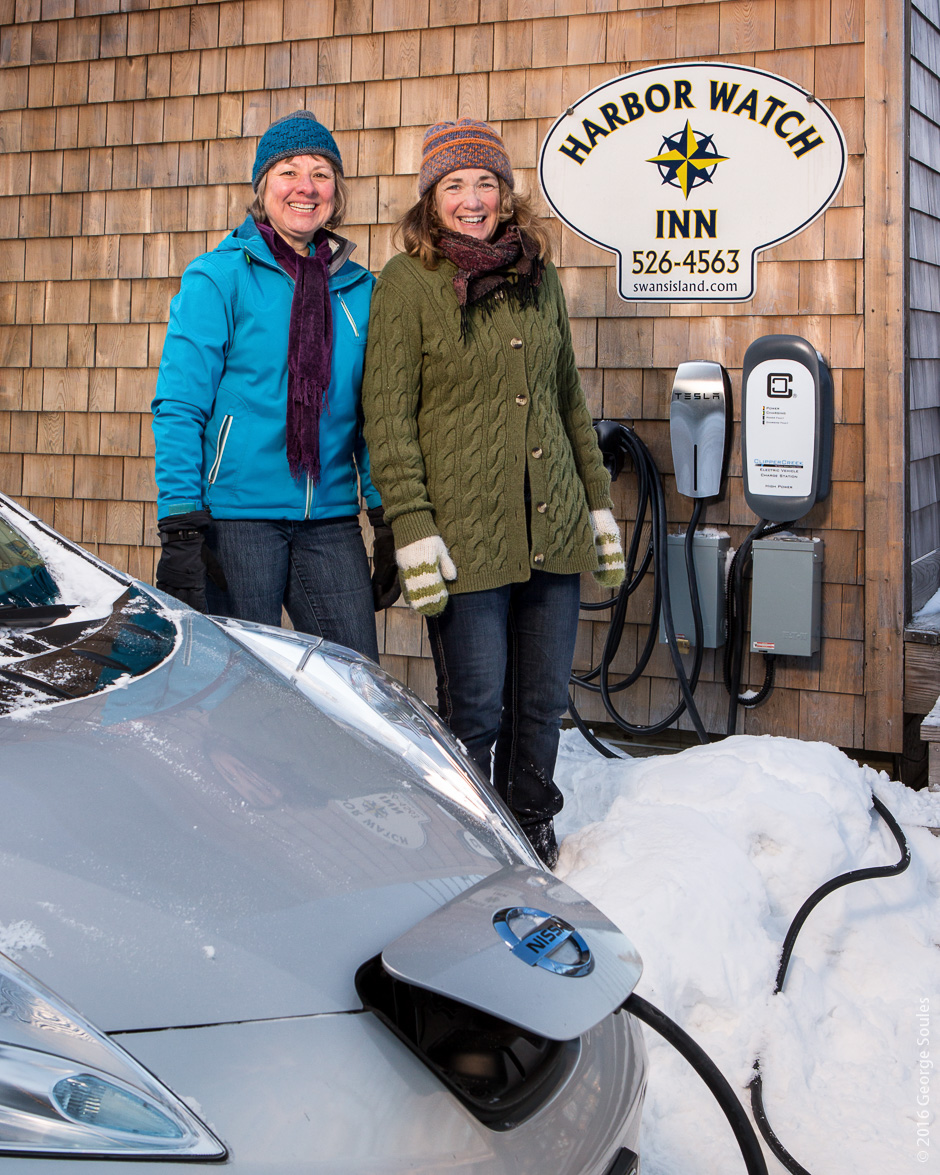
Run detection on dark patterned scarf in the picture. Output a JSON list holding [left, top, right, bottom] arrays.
[[258, 223, 333, 483], [435, 225, 544, 337]]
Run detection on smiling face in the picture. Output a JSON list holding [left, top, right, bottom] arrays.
[[434, 168, 501, 242], [262, 154, 336, 252]]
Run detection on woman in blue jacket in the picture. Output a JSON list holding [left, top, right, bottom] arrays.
[[152, 112, 397, 659]]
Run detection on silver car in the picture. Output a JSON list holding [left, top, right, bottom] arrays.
[[0, 493, 647, 1174]]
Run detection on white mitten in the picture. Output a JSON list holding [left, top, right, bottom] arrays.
[[590, 508, 625, 587], [396, 535, 457, 615]]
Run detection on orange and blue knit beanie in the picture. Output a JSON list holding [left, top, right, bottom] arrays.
[[418, 119, 514, 196]]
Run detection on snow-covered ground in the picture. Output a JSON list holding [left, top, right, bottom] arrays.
[[554, 730, 940, 1175]]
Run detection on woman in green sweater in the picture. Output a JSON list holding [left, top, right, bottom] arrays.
[[362, 120, 624, 867]]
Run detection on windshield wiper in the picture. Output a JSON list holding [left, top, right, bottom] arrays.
[[0, 666, 76, 699], [74, 648, 133, 673], [0, 604, 75, 628]]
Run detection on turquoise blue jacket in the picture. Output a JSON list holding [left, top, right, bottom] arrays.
[[152, 216, 380, 520]]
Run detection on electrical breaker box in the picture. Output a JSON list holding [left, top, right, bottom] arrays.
[[750, 536, 823, 657], [659, 532, 729, 649]]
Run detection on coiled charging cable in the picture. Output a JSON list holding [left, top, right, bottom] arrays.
[[571, 422, 709, 745]]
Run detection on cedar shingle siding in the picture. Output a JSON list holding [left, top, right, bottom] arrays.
[[0, 0, 914, 753]]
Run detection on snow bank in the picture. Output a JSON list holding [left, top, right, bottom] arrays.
[[555, 731, 940, 1174]]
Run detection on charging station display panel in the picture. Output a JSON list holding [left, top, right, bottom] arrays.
[[539, 62, 846, 304], [744, 360, 816, 500]]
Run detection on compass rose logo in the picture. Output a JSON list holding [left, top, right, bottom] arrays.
[[647, 120, 729, 199]]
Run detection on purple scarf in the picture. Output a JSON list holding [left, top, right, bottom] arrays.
[[258, 223, 333, 483], [435, 225, 543, 337]]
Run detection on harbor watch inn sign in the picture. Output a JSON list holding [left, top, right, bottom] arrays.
[[539, 63, 846, 304]]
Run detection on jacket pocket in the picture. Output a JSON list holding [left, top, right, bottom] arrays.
[[207, 414, 234, 485], [337, 294, 361, 339]]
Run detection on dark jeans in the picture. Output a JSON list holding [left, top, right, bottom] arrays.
[[204, 517, 379, 661], [426, 571, 581, 824]]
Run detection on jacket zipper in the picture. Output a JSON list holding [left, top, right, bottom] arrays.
[[207, 415, 233, 484], [338, 294, 359, 338]]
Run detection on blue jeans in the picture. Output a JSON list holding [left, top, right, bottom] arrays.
[[204, 517, 379, 661], [426, 571, 581, 824]]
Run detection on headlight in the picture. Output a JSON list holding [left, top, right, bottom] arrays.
[[213, 619, 539, 865], [0, 952, 224, 1158]]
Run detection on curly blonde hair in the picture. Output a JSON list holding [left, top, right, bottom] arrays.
[[397, 177, 552, 269]]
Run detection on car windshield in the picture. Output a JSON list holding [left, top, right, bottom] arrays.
[[0, 510, 177, 715], [0, 517, 60, 608]]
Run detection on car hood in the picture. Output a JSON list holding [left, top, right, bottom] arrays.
[[0, 607, 524, 1033]]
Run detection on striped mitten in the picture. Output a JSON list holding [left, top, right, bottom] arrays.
[[396, 536, 457, 615], [590, 508, 625, 587]]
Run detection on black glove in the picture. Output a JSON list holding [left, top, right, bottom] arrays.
[[593, 419, 629, 482], [156, 510, 213, 613], [367, 506, 401, 611]]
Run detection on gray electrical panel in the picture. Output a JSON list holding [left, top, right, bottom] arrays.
[[750, 535, 823, 657], [659, 532, 729, 649]]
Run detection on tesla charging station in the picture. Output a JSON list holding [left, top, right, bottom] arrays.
[[664, 361, 731, 651]]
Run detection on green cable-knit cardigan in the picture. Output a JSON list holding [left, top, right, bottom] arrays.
[[361, 251, 613, 596]]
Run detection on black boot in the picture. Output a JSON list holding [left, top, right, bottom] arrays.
[[521, 816, 559, 870]]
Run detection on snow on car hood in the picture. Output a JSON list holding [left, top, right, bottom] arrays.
[[0, 607, 519, 1033]]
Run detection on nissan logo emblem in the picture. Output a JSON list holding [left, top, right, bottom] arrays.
[[493, 907, 594, 977]]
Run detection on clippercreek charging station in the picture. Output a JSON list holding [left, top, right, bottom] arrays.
[[742, 335, 833, 659], [741, 336, 833, 527]]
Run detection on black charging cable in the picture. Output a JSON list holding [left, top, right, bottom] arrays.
[[572, 422, 709, 745], [578, 426, 803, 742], [621, 992, 768, 1175], [723, 518, 797, 735], [747, 792, 911, 1175]]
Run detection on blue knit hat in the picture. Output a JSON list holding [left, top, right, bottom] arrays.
[[252, 111, 343, 191]]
